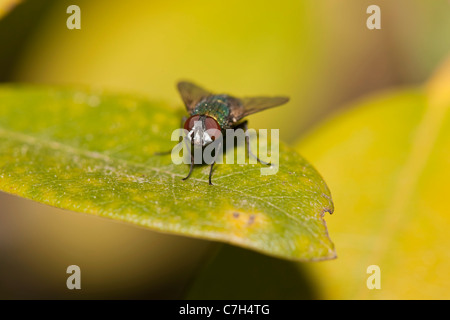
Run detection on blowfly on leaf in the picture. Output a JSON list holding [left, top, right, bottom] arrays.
[[156, 81, 289, 185]]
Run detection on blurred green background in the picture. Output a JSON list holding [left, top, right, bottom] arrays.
[[0, 0, 449, 299]]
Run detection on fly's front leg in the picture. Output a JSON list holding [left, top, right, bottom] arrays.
[[208, 141, 222, 185], [182, 136, 195, 181], [182, 153, 195, 181], [236, 120, 271, 165]]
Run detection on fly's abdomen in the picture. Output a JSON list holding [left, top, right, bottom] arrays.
[[192, 95, 231, 128]]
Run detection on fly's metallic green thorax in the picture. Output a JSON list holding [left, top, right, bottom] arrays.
[[191, 95, 232, 128]]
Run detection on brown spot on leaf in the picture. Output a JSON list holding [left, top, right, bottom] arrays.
[[225, 210, 268, 239]]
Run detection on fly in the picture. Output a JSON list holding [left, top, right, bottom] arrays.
[[158, 81, 289, 185]]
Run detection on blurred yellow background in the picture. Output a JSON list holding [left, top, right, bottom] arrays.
[[7, 0, 450, 141], [0, 0, 449, 299], [297, 58, 450, 299]]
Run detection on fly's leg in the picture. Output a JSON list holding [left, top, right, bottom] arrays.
[[182, 153, 195, 181], [208, 162, 214, 185], [181, 136, 194, 181], [208, 141, 222, 185], [237, 120, 271, 166]]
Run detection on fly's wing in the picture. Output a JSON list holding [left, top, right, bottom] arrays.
[[229, 96, 289, 123], [177, 81, 211, 112]]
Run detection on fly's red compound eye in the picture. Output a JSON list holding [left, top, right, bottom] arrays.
[[183, 115, 221, 133], [204, 116, 221, 132], [184, 115, 201, 131]]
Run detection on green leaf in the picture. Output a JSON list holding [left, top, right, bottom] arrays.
[[295, 58, 450, 298], [0, 85, 334, 261]]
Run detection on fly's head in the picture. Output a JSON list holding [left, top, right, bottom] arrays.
[[184, 115, 221, 147]]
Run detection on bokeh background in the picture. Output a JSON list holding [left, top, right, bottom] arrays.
[[0, 0, 449, 299]]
